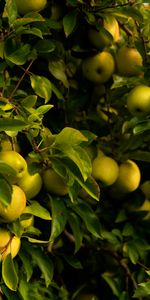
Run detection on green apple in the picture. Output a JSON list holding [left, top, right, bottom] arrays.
[[111, 160, 141, 194], [82, 51, 115, 83], [43, 168, 68, 196], [115, 46, 143, 76], [88, 15, 120, 50], [127, 85, 150, 117], [1, 235, 21, 260], [15, 0, 47, 15], [0, 150, 27, 182], [92, 155, 119, 186], [0, 185, 27, 222], [17, 171, 42, 199]]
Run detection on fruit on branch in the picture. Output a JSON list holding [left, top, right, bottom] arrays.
[[15, 0, 47, 15], [92, 155, 119, 186], [0, 228, 11, 250], [115, 46, 143, 76], [0, 185, 26, 222], [0, 138, 20, 152], [127, 85, 150, 117], [17, 171, 42, 199], [0, 150, 27, 183], [43, 168, 68, 196], [88, 15, 120, 50], [1, 235, 21, 260], [111, 160, 141, 194], [82, 51, 115, 83]]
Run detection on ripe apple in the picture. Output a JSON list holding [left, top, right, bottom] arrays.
[[92, 155, 119, 186], [111, 160, 141, 194], [0, 228, 11, 250], [15, 0, 47, 15], [1, 235, 21, 260], [17, 171, 42, 199], [82, 51, 115, 83], [115, 46, 143, 76], [127, 85, 150, 117], [0, 150, 27, 182], [88, 15, 120, 50], [0, 185, 26, 222], [43, 168, 68, 196]]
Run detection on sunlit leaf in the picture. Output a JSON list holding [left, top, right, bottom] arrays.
[[30, 74, 52, 103], [2, 255, 18, 291]]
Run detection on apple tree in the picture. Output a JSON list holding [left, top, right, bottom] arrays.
[[0, 0, 150, 299]]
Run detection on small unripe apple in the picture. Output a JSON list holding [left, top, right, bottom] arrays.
[[82, 51, 115, 83], [115, 46, 143, 76], [43, 168, 68, 196], [15, 0, 47, 15], [0, 150, 27, 183], [0, 185, 26, 222], [127, 85, 150, 117], [17, 171, 42, 199], [111, 160, 141, 194], [92, 155, 119, 186]]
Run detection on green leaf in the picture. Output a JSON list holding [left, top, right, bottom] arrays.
[[4, 41, 30, 65], [51, 82, 65, 101], [116, 6, 143, 23], [62, 254, 83, 269], [5, 0, 17, 26], [54, 127, 88, 147], [30, 74, 52, 103], [71, 201, 101, 238], [48, 59, 69, 88], [19, 250, 33, 282], [68, 212, 83, 253], [20, 27, 43, 38], [101, 272, 120, 297], [36, 104, 53, 114], [13, 12, 44, 27], [21, 95, 38, 108], [0, 118, 27, 131], [129, 151, 150, 162], [0, 175, 12, 206], [30, 248, 54, 287], [49, 196, 68, 245], [126, 241, 139, 264], [133, 121, 150, 135], [35, 40, 56, 53], [63, 9, 78, 37], [133, 282, 150, 298], [2, 254, 18, 291], [24, 201, 52, 220]]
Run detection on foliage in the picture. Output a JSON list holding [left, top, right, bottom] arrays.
[[0, 0, 150, 299]]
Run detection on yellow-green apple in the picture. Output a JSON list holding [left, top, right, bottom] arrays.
[[88, 15, 120, 50], [82, 51, 115, 83], [0, 228, 11, 250], [17, 171, 42, 199], [0, 185, 26, 222], [0, 150, 27, 182], [15, 0, 47, 15], [111, 160, 141, 194], [127, 85, 150, 117], [92, 155, 119, 186], [115, 46, 143, 76], [43, 168, 68, 196], [1, 235, 21, 260]]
